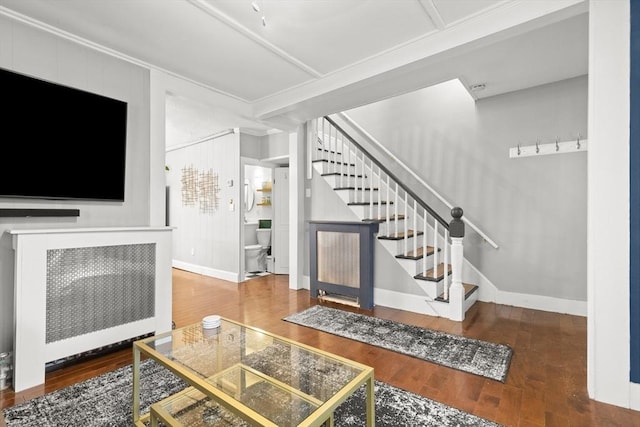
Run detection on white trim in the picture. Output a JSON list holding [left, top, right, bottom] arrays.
[[495, 290, 586, 317], [8, 226, 174, 236], [373, 288, 449, 318], [172, 260, 240, 283], [254, 0, 586, 119], [289, 129, 305, 289], [418, 0, 446, 30], [304, 272, 585, 318], [166, 129, 236, 153], [630, 382, 640, 411], [587, 0, 632, 407], [374, 286, 585, 318], [0, 6, 248, 103], [261, 155, 289, 164], [186, 0, 321, 78]]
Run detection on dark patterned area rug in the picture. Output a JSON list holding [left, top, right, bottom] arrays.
[[284, 305, 513, 382], [2, 358, 502, 426]]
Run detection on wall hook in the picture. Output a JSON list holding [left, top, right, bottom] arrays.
[[577, 133, 581, 150], [517, 143, 521, 156], [536, 140, 540, 154], [555, 137, 559, 152]]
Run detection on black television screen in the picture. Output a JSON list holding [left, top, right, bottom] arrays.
[[0, 67, 127, 201]]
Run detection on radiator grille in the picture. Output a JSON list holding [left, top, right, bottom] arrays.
[[46, 244, 156, 343], [317, 231, 360, 288]]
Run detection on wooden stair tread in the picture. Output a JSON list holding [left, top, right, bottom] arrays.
[[434, 283, 479, 302], [378, 230, 424, 240], [395, 245, 438, 260], [414, 263, 452, 281], [334, 187, 379, 191], [312, 159, 355, 167], [316, 146, 342, 155], [348, 201, 392, 206], [321, 172, 366, 178], [362, 214, 406, 222]]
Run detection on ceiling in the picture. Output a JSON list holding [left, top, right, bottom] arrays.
[[0, 0, 589, 134]]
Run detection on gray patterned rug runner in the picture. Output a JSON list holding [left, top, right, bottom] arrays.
[[284, 305, 513, 382], [3, 358, 502, 426]]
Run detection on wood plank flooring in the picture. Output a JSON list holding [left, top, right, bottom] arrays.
[[2, 268, 640, 426]]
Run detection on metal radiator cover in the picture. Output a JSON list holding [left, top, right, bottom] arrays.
[[46, 244, 156, 343]]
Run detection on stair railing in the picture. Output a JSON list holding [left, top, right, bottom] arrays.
[[337, 112, 498, 250], [309, 116, 468, 316]]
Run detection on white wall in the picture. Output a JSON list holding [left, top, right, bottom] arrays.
[[263, 132, 289, 161], [587, 0, 635, 409], [166, 132, 241, 282], [0, 14, 152, 353], [343, 76, 588, 307], [239, 133, 262, 160], [150, 58, 257, 283]]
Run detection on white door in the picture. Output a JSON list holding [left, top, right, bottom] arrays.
[[274, 167, 289, 274]]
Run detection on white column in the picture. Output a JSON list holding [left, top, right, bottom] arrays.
[[289, 126, 305, 290], [587, 0, 632, 408], [449, 237, 465, 322]]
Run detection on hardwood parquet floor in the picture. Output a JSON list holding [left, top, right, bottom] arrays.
[[2, 268, 640, 426]]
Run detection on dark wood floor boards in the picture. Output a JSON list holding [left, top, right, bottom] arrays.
[[2, 268, 640, 426]]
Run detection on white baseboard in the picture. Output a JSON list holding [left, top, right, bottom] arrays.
[[304, 272, 586, 318], [462, 259, 586, 317], [172, 260, 240, 283], [494, 290, 587, 316], [630, 382, 640, 411], [373, 288, 450, 318]]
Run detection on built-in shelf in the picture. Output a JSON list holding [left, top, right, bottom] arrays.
[[0, 208, 80, 218], [257, 202, 272, 206], [257, 188, 271, 192]]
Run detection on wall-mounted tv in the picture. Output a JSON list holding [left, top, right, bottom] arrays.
[[0, 67, 128, 202]]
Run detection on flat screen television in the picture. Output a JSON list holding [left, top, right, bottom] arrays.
[[0, 67, 128, 202]]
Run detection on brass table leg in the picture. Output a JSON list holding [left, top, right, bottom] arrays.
[[365, 374, 375, 427], [133, 345, 141, 423]]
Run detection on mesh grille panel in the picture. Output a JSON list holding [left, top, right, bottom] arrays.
[[46, 244, 156, 343], [317, 231, 360, 288]]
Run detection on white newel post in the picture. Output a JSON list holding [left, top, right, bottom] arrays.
[[449, 207, 465, 321]]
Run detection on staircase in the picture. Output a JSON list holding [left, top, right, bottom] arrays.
[[309, 116, 479, 321]]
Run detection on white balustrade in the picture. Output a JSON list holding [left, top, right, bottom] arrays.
[[312, 117, 466, 321]]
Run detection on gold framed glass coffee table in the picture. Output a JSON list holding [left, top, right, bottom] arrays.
[[132, 317, 375, 426]]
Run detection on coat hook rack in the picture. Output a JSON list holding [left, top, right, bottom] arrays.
[[509, 135, 588, 159]]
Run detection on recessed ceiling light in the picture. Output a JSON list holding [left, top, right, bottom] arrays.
[[469, 83, 486, 92]]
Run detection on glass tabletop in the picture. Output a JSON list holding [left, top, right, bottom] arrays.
[[137, 318, 370, 425]]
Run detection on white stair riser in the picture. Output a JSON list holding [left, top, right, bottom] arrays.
[[322, 175, 368, 188], [313, 161, 357, 176], [464, 290, 479, 311], [377, 220, 412, 236], [395, 257, 423, 276], [416, 280, 440, 300], [335, 189, 387, 204], [376, 239, 440, 299], [377, 235, 423, 253]]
